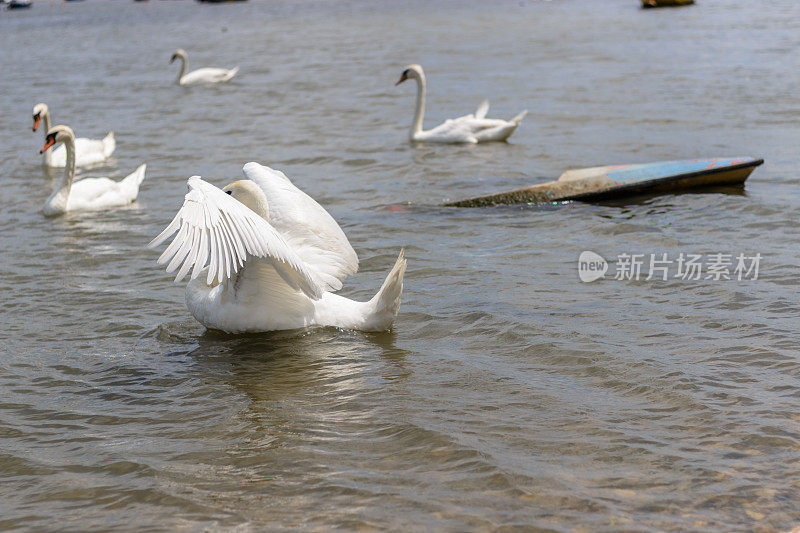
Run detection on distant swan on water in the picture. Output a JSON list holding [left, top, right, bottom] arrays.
[[149, 162, 406, 333], [32, 103, 115, 167], [395, 64, 527, 144], [39, 125, 146, 217], [170, 49, 239, 86]]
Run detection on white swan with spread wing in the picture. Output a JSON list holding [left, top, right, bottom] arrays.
[[39, 125, 146, 217], [149, 162, 406, 333], [395, 64, 527, 144], [33, 103, 115, 167], [170, 49, 239, 86]]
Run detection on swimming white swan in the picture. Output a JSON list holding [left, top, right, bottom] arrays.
[[39, 125, 146, 217], [170, 49, 239, 86], [32, 103, 115, 167], [395, 64, 527, 144], [149, 162, 407, 333]]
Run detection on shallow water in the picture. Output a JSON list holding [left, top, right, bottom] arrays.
[[1, 0, 800, 530]]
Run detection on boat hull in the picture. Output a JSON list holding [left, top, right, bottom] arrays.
[[642, 0, 694, 8], [7, 0, 32, 9], [444, 157, 763, 208]]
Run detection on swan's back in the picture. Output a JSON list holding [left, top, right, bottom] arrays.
[[50, 135, 114, 167], [68, 164, 146, 210], [180, 67, 238, 86], [416, 119, 479, 143]]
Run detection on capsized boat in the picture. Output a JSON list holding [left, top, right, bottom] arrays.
[[444, 157, 763, 208], [642, 0, 694, 7]]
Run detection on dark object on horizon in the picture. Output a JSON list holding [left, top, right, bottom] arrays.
[[642, 0, 694, 7], [7, 0, 32, 9], [444, 157, 763, 207]]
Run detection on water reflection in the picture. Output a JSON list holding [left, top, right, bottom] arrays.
[[592, 185, 748, 209], [3, 0, 800, 529], [186, 327, 412, 407]]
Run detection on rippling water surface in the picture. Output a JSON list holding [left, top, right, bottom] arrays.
[[1, 0, 800, 530]]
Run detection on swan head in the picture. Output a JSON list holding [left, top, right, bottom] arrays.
[[32, 102, 49, 132], [170, 49, 187, 63], [395, 64, 424, 86], [223, 180, 270, 220], [40, 125, 74, 154]]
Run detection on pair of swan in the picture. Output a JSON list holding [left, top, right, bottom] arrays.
[[34, 72, 403, 334], [33, 103, 115, 167], [149, 163, 406, 333], [170, 49, 239, 86], [39, 125, 146, 217], [395, 64, 527, 144], [31, 61, 521, 333], [37, 131, 401, 334]]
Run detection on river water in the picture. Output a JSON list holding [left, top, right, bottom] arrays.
[[1, 0, 799, 530]]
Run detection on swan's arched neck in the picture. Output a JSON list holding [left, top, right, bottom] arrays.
[[410, 73, 426, 140], [44, 135, 75, 216], [174, 54, 187, 84], [40, 110, 53, 166]]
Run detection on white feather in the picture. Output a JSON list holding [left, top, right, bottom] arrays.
[[242, 162, 358, 291], [397, 64, 527, 144], [148, 176, 322, 298], [149, 167, 406, 334]]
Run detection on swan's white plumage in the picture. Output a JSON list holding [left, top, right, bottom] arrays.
[[474, 99, 489, 120], [396, 64, 527, 144], [150, 163, 406, 333], [54, 164, 146, 213], [415, 101, 527, 144], [48, 133, 116, 167], [41, 125, 145, 217], [170, 49, 238, 86], [149, 176, 322, 298], [33, 103, 115, 167], [241, 162, 358, 291], [179, 67, 239, 86]]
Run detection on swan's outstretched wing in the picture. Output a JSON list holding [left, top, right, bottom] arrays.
[[242, 162, 358, 291], [149, 176, 323, 299]]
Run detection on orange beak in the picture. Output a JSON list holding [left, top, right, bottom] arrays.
[[40, 137, 56, 154], [32, 114, 40, 132], [395, 73, 408, 86]]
